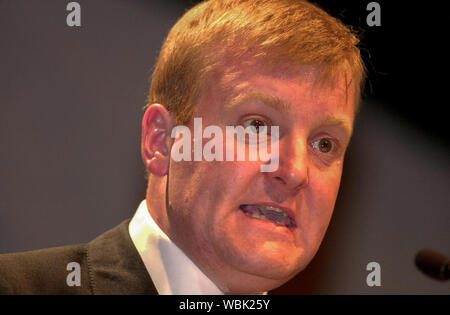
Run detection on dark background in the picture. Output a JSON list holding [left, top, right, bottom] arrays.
[[1, 0, 449, 294]]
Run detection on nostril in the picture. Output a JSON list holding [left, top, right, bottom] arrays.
[[273, 175, 306, 191]]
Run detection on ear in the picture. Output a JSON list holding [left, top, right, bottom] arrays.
[[141, 104, 174, 177]]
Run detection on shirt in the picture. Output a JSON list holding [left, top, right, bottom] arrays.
[[128, 200, 224, 295]]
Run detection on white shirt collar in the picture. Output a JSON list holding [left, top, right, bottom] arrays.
[[128, 200, 224, 295]]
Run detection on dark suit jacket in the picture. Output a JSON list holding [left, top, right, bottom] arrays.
[[0, 219, 158, 294]]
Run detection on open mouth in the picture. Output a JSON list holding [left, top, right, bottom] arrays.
[[239, 204, 297, 228]]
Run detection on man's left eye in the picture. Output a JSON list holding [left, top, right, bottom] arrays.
[[312, 138, 334, 153]]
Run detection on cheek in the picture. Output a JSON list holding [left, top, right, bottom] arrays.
[[168, 159, 260, 228], [314, 160, 343, 200], [305, 165, 343, 239], [167, 159, 262, 261]]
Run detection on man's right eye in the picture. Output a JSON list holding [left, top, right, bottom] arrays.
[[242, 118, 268, 134]]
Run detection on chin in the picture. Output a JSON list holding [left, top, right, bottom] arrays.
[[230, 243, 307, 281], [221, 257, 305, 294]]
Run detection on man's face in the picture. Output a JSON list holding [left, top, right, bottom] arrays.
[[165, 59, 355, 292]]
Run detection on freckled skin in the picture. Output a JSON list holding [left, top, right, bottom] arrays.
[[146, 60, 355, 294]]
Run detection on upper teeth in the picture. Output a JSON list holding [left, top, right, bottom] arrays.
[[257, 205, 288, 217]]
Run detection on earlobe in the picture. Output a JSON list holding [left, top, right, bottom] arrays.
[[147, 151, 169, 176], [141, 104, 174, 176]]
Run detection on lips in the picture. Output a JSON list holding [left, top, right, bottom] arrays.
[[239, 203, 297, 228]]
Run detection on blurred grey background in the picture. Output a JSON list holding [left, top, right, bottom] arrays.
[[0, 0, 449, 294]]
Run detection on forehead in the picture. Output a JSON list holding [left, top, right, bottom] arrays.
[[198, 58, 355, 121]]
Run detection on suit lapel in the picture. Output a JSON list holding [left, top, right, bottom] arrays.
[[87, 219, 158, 294]]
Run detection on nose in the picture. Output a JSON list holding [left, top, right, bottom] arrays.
[[266, 135, 309, 193]]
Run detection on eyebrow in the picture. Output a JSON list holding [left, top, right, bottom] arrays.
[[318, 115, 353, 139], [226, 91, 291, 113]]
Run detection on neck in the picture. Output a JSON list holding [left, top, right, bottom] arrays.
[[146, 175, 170, 237]]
